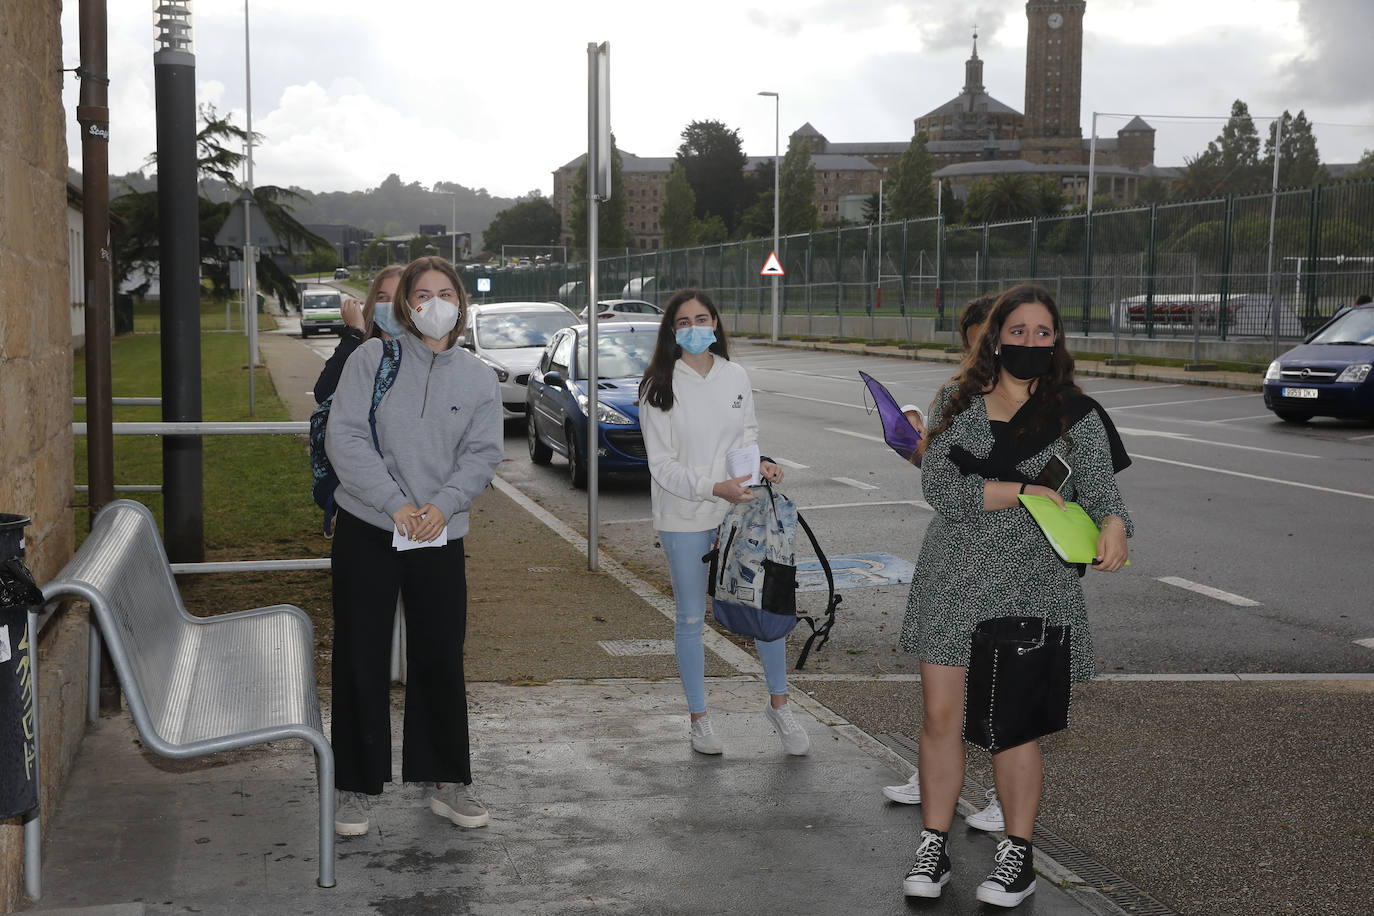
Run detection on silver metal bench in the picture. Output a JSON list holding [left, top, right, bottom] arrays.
[[40, 499, 336, 888]]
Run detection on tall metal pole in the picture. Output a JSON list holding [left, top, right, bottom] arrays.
[[243, 0, 258, 416], [1266, 113, 1286, 358], [759, 91, 780, 342], [586, 41, 610, 571], [155, 1, 204, 563]]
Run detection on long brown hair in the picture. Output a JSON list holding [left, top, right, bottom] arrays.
[[362, 264, 404, 339], [638, 288, 730, 411], [387, 256, 468, 350], [921, 283, 1079, 454]]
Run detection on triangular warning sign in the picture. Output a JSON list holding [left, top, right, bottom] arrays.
[[760, 252, 785, 276]]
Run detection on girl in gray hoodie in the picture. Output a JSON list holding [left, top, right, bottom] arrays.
[[325, 257, 504, 837]]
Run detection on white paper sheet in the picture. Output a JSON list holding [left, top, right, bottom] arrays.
[[392, 525, 449, 551], [726, 445, 761, 486]]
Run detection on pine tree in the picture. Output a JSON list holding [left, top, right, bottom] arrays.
[[779, 135, 818, 233], [887, 130, 937, 220], [661, 164, 699, 248], [1263, 110, 1327, 188]]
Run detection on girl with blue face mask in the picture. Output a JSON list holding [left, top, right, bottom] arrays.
[[312, 264, 404, 404], [638, 289, 808, 758]]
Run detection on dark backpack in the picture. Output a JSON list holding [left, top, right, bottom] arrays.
[[309, 338, 402, 534]]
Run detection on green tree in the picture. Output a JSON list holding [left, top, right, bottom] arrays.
[[696, 214, 729, 245], [1174, 152, 1226, 199], [962, 175, 1039, 223], [778, 134, 818, 233], [1137, 177, 1170, 205], [570, 135, 630, 255], [887, 130, 937, 220], [1189, 100, 1264, 195], [1263, 110, 1327, 188], [481, 194, 561, 256], [1347, 149, 1374, 182], [675, 120, 750, 233], [661, 163, 699, 248], [361, 238, 390, 270]]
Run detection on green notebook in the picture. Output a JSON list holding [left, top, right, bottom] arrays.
[[1018, 494, 1127, 565]]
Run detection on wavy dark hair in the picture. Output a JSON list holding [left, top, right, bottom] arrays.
[[959, 293, 999, 350], [638, 288, 730, 411], [388, 256, 468, 350], [921, 283, 1079, 455]]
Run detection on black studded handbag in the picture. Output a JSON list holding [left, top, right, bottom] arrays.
[[962, 616, 1072, 753]]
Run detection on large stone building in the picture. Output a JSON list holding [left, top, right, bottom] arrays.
[[553, 1, 1176, 250]]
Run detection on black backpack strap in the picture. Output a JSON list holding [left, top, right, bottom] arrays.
[[793, 511, 841, 670]]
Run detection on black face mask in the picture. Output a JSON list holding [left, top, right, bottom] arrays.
[[998, 344, 1055, 380]]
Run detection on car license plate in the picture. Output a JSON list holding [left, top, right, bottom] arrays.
[[1281, 387, 1318, 399]]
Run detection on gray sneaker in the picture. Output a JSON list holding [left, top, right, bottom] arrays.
[[334, 790, 371, 836], [430, 781, 490, 828], [690, 716, 724, 755], [764, 701, 811, 756]]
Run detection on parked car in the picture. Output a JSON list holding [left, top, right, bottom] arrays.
[[463, 301, 579, 419], [525, 322, 658, 487], [578, 299, 664, 322], [300, 288, 345, 337], [332, 267, 350, 279], [1263, 301, 1374, 423]]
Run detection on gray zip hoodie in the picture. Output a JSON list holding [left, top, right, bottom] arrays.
[[325, 333, 503, 539]]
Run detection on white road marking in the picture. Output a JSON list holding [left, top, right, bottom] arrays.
[[774, 457, 810, 469], [1133, 453, 1374, 501], [832, 476, 881, 491], [756, 389, 866, 410], [1109, 393, 1256, 410], [802, 499, 932, 512], [1087, 384, 1186, 395], [1355, 637, 1374, 650], [1351, 432, 1374, 441], [825, 426, 887, 445], [1117, 427, 1320, 459], [787, 671, 1374, 682], [1209, 414, 1281, 424], [1157, 576, 1261, 606]]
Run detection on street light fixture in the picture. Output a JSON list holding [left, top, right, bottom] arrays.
[[758, 91, 780, 342]]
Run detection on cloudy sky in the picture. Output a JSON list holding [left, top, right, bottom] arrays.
[[61, 0, 1374, 200]]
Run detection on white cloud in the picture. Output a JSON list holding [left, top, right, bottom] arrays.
[[61, 0, 1374, 203]]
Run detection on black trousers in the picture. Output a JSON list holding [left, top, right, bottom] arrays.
[[330, 509, 470, 794]]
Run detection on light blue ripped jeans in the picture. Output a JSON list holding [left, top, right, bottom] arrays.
[[658, 528, 789, 714]]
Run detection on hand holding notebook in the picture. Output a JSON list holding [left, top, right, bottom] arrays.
[[1018, 494, 1128, 566]]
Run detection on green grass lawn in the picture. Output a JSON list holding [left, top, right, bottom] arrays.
[[74, 305, 335, 665]]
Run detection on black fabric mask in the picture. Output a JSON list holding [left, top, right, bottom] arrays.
[[998, 344, 1054, 380]]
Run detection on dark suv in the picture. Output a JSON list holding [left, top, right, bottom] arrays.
[[1263, 302, 1374, 423]]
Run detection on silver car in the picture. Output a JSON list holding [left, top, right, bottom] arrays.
[[463, 302, 579, 419]]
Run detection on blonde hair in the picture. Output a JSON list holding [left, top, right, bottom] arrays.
[[362, 264, 404, 338]]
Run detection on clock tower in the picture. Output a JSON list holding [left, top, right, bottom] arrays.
[[1024, 0, 1086, 156]]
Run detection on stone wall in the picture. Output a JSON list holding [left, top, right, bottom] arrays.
[[0, 0, 87, 909]]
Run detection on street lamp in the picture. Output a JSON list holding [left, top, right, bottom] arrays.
[[759, 91, 780, 343], [435, 186, 457, 264]]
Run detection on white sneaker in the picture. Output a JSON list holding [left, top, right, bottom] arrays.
[[764, 701, 810, 756], [966, 788, 1004, 832], [429, 781, 490, 828], [882, 773, 921, 805], [334, 790, 371, 836], [690, 716, 723, 755]]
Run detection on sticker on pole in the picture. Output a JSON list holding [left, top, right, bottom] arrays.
[[760, 252, 785, 276]]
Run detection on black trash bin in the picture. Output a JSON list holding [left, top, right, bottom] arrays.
[[113, 293, 134, 335], [0, 513, 41, 819]]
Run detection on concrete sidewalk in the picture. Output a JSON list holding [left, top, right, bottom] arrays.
[[23, 679, 1114, 915]]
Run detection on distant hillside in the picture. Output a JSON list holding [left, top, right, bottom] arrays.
[[106, 171, 521, 252]]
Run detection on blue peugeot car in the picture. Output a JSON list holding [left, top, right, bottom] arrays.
[[525, 322, 658, 487], [1263, 301, 1374, 424]]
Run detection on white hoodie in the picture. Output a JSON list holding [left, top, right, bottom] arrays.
[[640, 356, 759, 533]]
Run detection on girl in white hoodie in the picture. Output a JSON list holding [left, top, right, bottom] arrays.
[[639, 289, 809, 757]]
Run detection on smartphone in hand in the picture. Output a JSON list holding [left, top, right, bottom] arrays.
[[1036, 454, 1073, 493]]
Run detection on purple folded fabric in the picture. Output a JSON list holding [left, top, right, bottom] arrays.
[[859, 371, 923, 466]]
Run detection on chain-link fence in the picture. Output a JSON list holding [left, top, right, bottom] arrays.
[[467, 180, 1374, 343]]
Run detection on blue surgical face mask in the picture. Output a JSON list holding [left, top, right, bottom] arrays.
[[675, 325, 716, 354], [371, 300, 405, 338]]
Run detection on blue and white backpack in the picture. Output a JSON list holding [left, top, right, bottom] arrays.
[[703, 481, 839, 669]]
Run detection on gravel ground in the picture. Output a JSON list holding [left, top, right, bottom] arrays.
[[798, 677, 1374, 916]]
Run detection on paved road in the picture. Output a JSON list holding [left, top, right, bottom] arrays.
[[498, 342, 1374, 677]]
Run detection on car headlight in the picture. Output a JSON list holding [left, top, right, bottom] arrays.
[[1264, 359, 1281, 381], [575, 393, 634, 425], [480, 358, 509, 382], [1336, 363, 1371, 384]]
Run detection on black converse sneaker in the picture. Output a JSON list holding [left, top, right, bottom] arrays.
[[975, 836, 1037, 907], [902, 828, 952, 898]]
